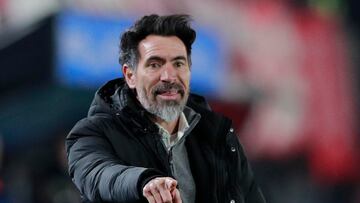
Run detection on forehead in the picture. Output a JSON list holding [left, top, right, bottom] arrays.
[[138, 35, 187, 60]]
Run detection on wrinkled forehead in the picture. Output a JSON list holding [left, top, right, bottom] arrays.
[[138, 35, 188, 61]]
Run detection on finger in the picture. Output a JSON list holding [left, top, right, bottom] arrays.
[[165, 178, 177, 191], [172, 189, 182, 203], [143, 190, 156, 203], [143, 182, 162, 203], [148, 182, 163, 203], [157, 184, 173, 203], [152, 178, 173, 203]]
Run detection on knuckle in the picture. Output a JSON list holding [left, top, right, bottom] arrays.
[[149, 183, 156, 190], [153, 179, 160, 185]]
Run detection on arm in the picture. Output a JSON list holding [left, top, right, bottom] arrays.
[[66, 118, 162, 202]]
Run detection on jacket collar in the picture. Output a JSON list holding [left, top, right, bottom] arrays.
[[88, 78, 209, 134]]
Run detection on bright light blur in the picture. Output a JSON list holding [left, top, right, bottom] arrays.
[[0, 0, 359, 203]]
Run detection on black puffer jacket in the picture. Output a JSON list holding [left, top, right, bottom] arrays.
[[66, 78, 266, 203]]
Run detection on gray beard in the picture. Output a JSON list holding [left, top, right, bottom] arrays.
[[137, 88, 188, 122]]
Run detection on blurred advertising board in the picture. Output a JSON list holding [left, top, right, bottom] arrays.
[[55, 10, 226, 96]]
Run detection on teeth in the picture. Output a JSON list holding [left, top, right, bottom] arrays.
[[159, 90, 177, 95], [163, 90, 176, 94]]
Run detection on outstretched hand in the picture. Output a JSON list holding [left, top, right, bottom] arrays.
[[143, 177, 182, 203]]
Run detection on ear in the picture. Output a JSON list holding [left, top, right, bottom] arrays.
[[122, 65, 136, 89]]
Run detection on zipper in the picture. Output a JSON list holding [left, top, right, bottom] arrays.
[[168, 146, 175, 175], [165, 113, 201, 177]]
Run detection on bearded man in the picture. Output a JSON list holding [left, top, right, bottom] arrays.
[[66, 14, 266, 203]]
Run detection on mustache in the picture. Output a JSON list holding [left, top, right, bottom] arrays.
[[152, 82, 185, 96]]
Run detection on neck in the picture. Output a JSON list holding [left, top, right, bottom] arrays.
[[155, 117, 180, 135]]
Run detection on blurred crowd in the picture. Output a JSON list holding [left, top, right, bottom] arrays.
[[1, 0, 360, 203]]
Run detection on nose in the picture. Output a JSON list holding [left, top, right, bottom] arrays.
[[160, 64, 177, 82]]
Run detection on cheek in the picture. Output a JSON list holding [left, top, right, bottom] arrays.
[[140, 74, 159, 93], [180, 71, 191, 88]]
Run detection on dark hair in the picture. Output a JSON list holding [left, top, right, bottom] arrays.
[[119, 14, 196, 70]]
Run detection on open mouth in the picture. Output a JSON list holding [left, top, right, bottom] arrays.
[[155, 89, 182, 100], [152, 82, 185, 101]]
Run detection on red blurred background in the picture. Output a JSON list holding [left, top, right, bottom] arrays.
[[0, 0, 359, 202]]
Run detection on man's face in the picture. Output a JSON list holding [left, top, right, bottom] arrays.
[[124, 35, 191, 122]]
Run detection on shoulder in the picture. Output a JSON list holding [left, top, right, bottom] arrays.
[[187, 94, 234, 146], [188, 93, 232, 129], [67, 115, 115, 142]]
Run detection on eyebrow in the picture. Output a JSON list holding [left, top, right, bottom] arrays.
[[146, 56, 165, 63], [146, 55, 187, 63], [171, 56, 187, 62]]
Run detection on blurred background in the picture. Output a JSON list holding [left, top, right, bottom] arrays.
[[0, 0, 359, 202]]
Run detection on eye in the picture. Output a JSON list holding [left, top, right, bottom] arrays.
[[174, 61, 185, 68], [149, 62, 161, 69]]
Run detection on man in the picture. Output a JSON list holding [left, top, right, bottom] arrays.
[[66, 14, 266, 203]]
